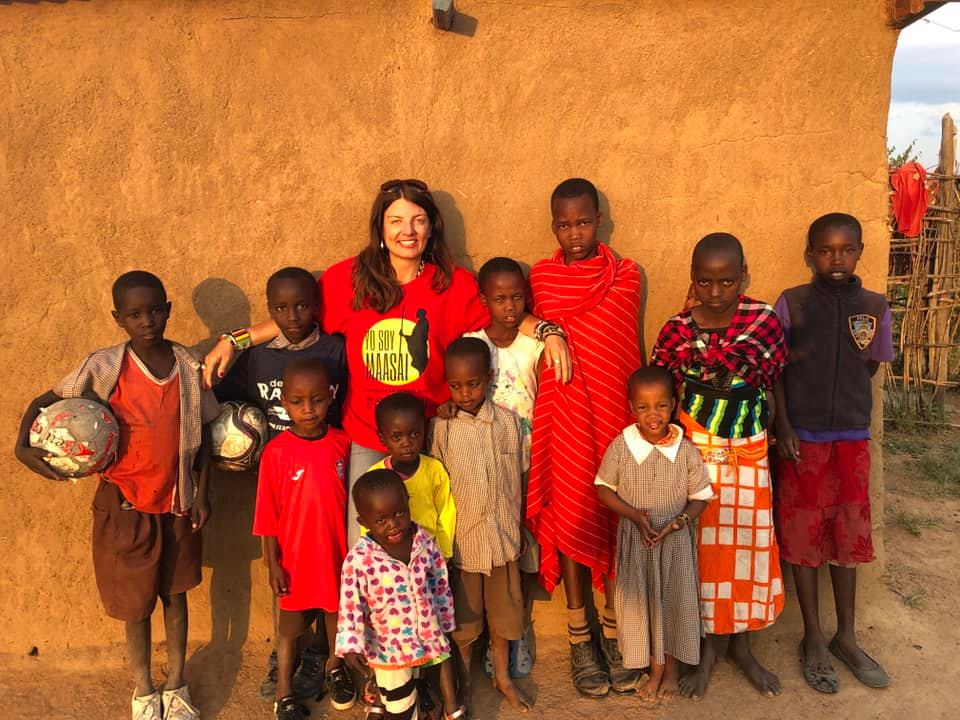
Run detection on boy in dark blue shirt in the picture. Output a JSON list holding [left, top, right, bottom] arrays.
[[774, 213, 893, 694], [216, 267, 346, 438], [215, 266, 347, 702]]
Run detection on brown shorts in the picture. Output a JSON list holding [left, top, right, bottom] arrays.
[[450, 562, 523, 646], [91, 481, 202, 622]]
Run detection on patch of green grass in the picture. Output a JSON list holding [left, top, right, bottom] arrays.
[[892, 509, 938, 536], [917, 445, 960, 496], [893, 586, 928, 610], [883, 434, 930, 456]]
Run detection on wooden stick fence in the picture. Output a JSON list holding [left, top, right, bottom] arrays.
[[886, 113, 960, 419]]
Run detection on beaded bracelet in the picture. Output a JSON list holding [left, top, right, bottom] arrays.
[[678, 512, 692, 528], [534, 320, 567, 342], [220, 328, 252, 352]]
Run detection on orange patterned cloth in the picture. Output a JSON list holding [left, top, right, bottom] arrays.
[[680, 412, 784, 634]]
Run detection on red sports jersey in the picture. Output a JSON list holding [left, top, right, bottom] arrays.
[[319, 258, 488, 450], [253, 428, 351, 612], [105, 351, 181, 514]]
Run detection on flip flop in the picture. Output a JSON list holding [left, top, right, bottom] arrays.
[[828, 637, 890, 689], [799, 642, 838, 694]]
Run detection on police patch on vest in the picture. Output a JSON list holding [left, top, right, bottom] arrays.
[[848, 314, 877, 350]]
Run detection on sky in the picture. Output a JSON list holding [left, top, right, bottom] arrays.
[[888, 4, 960, 168]]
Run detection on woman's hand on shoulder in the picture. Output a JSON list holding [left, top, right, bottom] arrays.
[[203, 338, 237, 389], [436, 400, 457, 420]]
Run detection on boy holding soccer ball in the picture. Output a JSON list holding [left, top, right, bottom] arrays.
[[14, 271, 220, 720], [214, 266, 348, 702]]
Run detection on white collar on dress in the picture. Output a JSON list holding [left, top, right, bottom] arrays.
[[622, 423, 684, 464]]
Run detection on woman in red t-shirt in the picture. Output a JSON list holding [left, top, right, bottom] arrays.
[[204, 179, 571, 541]]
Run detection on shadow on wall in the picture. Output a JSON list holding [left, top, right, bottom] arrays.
[[186, 467, 261, 717], [433, 189, 475, 272], [597, 189, 617, 251], [598, 189, 648, 357], [186, 278, 260, 715], [191, 278, 252, 357]]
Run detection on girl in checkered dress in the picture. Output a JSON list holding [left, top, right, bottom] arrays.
[[651, 233, 788, 702], [595, 367, 713, 702]]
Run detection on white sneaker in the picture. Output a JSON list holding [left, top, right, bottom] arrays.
[[132, 690, 163, 720], [162, 685, 200, 720]]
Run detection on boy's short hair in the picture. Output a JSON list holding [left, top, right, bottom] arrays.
[[112, 271, 166, 309], [266, 267, 317, 299], [352, 468, 408, 508], [551, 178, 599, 213], [444, 336, 491, 372], [281, 357, 330, 386], [375, 392, 426, 430], [692, 232, 745, 268], [807, 213, 863, 248], [478, 257, 525, 291], [628, 366, 675, 397]]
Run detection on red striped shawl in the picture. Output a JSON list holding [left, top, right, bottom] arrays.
[[526, 244, 643, 592]]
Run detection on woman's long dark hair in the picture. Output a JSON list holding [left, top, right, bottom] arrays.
[[352, 179, 454, 313]]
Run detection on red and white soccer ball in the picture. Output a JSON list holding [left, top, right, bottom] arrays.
[[211, 401, 268, 471], [29, 398, 120, 479]]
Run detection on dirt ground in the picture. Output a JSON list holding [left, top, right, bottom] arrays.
[[3, 422, 959, 719]]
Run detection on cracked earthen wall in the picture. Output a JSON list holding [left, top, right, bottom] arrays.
[[0, 0, 897, 652]]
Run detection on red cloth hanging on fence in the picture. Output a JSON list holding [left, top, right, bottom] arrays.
[[890, 161, 928, 238]]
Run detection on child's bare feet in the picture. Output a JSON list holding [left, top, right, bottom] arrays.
[[657, 656, 681, 699], [492, 675, 531, 712], [728, 632, 781, 697], [637, 662, 663, 704], [679, 635, 716, 701]]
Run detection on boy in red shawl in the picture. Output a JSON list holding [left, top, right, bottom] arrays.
[[526, 178, 643, 697]]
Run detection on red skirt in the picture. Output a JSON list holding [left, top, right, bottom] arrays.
[[774, 440, 874, 567]]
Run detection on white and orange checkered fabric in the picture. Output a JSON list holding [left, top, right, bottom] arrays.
[[680, 412, 784, 635]]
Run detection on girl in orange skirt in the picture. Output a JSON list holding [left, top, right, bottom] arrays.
[[651, 233, 787, 702]]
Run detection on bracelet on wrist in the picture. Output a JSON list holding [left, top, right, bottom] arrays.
[[679, 512, 692, 528], [220, 328, 253, 352], [534, 320, 567, 342]]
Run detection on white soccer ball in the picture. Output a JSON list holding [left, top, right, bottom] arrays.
[[29, 398, 120, 479], [211, 401, 268, 471]]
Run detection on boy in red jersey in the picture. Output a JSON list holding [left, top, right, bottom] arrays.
[[254, 359, 357, 719], [526, 179, 643, 697]]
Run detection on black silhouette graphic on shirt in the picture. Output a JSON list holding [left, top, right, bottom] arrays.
[[399, 307, 430, 375]]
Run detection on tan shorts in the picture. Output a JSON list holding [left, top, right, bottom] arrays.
[[91, 481, 202, 622], [450, 562, 523, 646]]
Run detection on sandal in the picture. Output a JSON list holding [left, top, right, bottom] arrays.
[[799, 642, 838, 694], [828, 637, 890, 689]]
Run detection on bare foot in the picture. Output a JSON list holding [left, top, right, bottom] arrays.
[[637, 664, 663, 704], [679, 636, 716, 701], [728, 633, 781, 697], [492, 675, 531, 712], [658, 658, 680, 699]]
